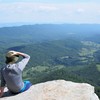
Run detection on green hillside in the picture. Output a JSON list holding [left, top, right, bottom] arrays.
[[0, 24, 100, 98]]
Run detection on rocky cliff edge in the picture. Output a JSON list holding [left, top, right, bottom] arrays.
[[0, 80, 99, 100]]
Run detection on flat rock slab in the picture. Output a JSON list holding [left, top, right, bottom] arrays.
[[1, 80, 99, 100]]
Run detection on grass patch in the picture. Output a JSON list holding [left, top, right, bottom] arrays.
[[96, 64, 100, 72]]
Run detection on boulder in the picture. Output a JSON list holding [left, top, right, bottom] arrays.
[[1, 80, 99, 100]]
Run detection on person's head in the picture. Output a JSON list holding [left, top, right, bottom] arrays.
[[5, 51, 19, 64]]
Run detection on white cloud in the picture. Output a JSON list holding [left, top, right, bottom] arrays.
[[39, 4, 58, 11], [0, 2, 100, 24], [76, 8, 85, 14]]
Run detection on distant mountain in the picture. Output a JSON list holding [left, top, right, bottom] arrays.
[[0, 24, 100, 68], [0, 24, 100, 44], [0, 24, 100, 98], [0, 24, 100, 66]]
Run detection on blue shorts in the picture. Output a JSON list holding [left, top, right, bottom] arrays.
[[19, 80, 32, 93]]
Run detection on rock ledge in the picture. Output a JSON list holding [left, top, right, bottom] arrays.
[[1, 80, 99, 100]]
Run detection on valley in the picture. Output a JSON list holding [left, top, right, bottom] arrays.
[[0, 24, 100, 97]]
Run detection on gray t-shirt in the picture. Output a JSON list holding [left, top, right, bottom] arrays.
[[0, 53, 30, 93]]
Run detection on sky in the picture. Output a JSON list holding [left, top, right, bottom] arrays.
[[0, 0, 100, 26]]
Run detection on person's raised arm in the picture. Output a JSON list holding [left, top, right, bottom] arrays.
[[15, 51, 30, 71], [9, 51, 30, 58], [15, 51, 30, 58]]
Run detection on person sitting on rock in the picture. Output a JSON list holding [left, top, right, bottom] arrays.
[[0, 51, 32, 97]]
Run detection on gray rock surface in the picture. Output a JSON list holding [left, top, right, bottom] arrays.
[[1, 80, 99, 100]]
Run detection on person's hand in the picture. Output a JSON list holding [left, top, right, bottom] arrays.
[[6, 51, 18, 57], [0, 87, 4, 97], [9, 51, 18, 56]]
